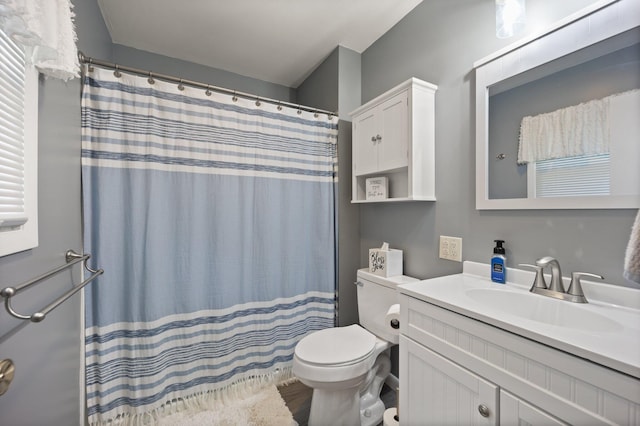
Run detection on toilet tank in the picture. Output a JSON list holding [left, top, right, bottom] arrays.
[[356, 268, 419, 344]]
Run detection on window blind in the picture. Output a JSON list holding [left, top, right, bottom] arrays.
[[0, 28, 27, 229], [535, 153, 610, 198]]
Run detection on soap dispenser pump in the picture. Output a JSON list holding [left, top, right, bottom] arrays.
[[491, 240, 506, 284]]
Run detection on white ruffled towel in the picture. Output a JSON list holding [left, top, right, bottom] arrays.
[[0, 0, 79, 80], [624, 210, 640, 285]]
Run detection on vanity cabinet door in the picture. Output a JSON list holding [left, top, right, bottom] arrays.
[[500, 390, 568, 426], [400, 335, 498, 426]]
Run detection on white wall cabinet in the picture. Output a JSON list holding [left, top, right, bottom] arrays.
[[399, 294, 640, 425], [350, 78, 437, 203], [353, 90, 408, 177]]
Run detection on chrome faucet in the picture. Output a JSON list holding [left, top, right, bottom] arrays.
[[520, 257, 603, 304]]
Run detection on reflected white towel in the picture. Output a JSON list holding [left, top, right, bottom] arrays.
[[624, 210, 640, 285]]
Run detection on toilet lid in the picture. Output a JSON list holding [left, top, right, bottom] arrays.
[[295, 325, 376, 365]]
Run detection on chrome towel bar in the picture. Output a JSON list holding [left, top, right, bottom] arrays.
[[1, 250, 104, 322]]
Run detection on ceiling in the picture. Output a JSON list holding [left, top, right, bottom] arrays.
[[97, 0, 423, 88]]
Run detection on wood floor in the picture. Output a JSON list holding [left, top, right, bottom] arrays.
[[277, 381, 397, 426], [277, 381, 313, 425]]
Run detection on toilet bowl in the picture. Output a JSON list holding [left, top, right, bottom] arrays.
[[293, 325, 391, 426], [292, 269, 418, 426]]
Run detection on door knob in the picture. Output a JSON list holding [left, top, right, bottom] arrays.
[[0, 359, 15, 396], [478, 404, 490, 418]]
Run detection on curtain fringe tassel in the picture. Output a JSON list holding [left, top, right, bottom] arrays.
[[89, 367, 296, 426]]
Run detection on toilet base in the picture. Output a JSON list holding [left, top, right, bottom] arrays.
[[308, 386, 361, 426], [360, 399, 386, 426], [304, 350, 392, 426], [360, 350, 391, 426]]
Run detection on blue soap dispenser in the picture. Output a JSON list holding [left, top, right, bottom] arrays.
[[491, 240, 506, 284]]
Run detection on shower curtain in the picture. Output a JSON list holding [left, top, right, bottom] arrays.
[[81, 66, 338, 425]]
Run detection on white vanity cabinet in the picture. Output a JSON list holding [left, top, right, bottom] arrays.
[[399, 293, 640, 425], [401, 334, 498, 425], [350, 78, 437, 203], [500, 390, 567, 425]]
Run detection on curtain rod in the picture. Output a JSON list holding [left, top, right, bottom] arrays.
[[77, 51, 338, 118]]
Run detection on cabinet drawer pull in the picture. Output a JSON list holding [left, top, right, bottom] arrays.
[[478, 404, 490, 418], [371, 136, 377, 142], [376, 134, 382, 141]]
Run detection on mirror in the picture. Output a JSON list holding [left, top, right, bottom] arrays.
[[475, 0, 640, 209]]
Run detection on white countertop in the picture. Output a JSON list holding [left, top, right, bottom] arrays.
[[398, 261, 640, 379]]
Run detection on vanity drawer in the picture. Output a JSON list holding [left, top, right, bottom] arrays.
[[400, 293, 640, 425]]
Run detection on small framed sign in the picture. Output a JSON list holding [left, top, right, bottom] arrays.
[[366, 177, 388, 201]]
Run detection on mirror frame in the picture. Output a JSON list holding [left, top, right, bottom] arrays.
[[474, 0, 640, 210]]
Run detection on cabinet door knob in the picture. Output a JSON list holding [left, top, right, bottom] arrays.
[[376, 134, 382, 141], [371, 136, 377, 142], [478, 404, 490, 418]]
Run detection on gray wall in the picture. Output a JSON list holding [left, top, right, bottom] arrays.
[[296, 46, 362, 327], [111, 45, 296, 102], [296, 48, 339, 112], [336, 47, 362, 327], [359, 0, 638, 287], [0, 0, 112, 424]]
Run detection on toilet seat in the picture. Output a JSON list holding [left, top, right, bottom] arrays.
[[295, 325, 376, 366]]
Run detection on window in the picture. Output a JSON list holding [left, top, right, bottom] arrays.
[[0, 28, 38, 257]]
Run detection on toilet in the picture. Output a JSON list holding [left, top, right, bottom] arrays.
[[292, 269, 418, 426]]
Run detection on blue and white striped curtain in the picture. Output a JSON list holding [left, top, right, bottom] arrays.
[[81, 66, 338, 425]]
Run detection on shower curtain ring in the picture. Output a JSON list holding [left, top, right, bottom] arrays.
[[277, 102, 283, 111], [178, 79, 185, 91], [88, 58, 94, 73], [232, 91, 238, 102], [114, 65, 121, 78], [147, 72, 155, 85], [297, 106, 302, 115], [255, 97, 261, 107], [314, 111, 319, 118], [205, 85, 212, 96]]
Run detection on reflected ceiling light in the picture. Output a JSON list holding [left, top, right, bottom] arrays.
[[496, 0, 526, 39]]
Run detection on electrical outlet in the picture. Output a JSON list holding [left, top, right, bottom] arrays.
[[439, 236, 462, 262]]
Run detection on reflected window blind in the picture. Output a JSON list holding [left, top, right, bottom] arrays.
[[0, 28, 27, 229], [535, 153, 610, 198]]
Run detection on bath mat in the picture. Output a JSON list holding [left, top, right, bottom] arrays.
[[157, 385, 295, 426]]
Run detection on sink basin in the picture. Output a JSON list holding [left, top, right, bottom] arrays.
[[465, 288, 622, 333]]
